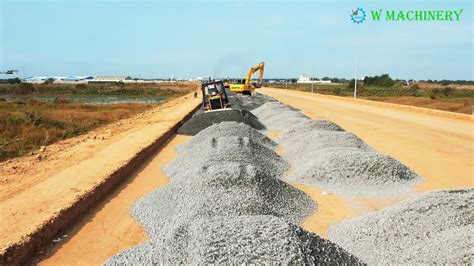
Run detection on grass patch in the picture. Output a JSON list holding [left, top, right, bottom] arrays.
[[0, 82, 197, 96], [267, 83, 473, 114], [0, 100, 155, 162]]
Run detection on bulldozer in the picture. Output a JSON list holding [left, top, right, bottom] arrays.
[[201, 80, 229, 111], [229, 62, 265, 95]]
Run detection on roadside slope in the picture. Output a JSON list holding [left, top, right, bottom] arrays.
[[38, 135, 191, 265], [259, 87, 473, 191], [0, 94, 200, 264]]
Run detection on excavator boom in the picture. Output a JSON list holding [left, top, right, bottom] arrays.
[[245, 62, 265, 88]]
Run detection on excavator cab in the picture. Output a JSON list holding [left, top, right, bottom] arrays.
[[201, 80, 229, 111]]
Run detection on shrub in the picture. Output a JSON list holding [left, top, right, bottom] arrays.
[[44, 78, 55, 85], [54, 96, 71, 104], [17, 83, 35, 95], [409, 84, 420, 96], [442, 87, 454, 97], [8, 78, 21, 84], [429, 88, 440, 99], [75, 84, 87, 90], [410, 84, 420, 90]]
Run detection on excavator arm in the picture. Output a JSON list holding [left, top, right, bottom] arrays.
[[245, 62, 265, 89]]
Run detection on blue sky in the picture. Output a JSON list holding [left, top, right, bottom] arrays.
[[1, 0, 472, 80]]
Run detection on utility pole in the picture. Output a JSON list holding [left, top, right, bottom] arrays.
[[353, 57, 358, 99], [311, 64, 314, 93]]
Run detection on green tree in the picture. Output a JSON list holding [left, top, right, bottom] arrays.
[[44, 78, 55, 85], [363, 74, 395, 87]]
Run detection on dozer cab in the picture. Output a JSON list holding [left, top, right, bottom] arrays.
[[201, 80, 229, 111], [230, 62, 265, 95]]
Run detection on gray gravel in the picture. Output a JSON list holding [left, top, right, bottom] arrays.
[[279, 131, 372, 162], [328, 189, 474, 265], [228, 93, 275, 110], [106, 215, 362, 265], [252, 102, 310, 132], [177, 121, 277, 153], [133, 162, 314, 237], [105, 106, 364, 264], [288, 147, 421, 197], [281, 119, 345, 138], [177, 109, 265, 135], [252, 100, 420, 198], [164, 136, 289, 180]]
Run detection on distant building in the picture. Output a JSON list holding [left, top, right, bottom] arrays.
[[89, 76, 128, 83], [297, 75, 331, 84], [23, 76, 93, 83]]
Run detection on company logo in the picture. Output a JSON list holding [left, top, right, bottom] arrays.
[[350, 7, 463, 24], [351, 7, 366, 24]]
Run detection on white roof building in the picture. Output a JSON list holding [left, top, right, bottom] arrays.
[[297, 75, 331, 84]]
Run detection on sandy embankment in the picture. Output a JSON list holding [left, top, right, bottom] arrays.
[[0, 93, 200, 264]]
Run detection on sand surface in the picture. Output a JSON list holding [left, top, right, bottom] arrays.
[[0, 94, 200, 260], [38, 135, 190, 265]]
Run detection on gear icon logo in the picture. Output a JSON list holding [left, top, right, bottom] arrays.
[[351, 7, 366, 24]]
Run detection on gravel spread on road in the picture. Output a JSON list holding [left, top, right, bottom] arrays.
[[177, 121, 277, 153], [104, 112, 363, 264], [177, 109, 265, 135], [253, 101, 420, 198], [328, 189, 474, 264], [106, 215, 361, 264]]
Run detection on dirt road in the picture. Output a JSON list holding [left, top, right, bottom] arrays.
[[260, 87, 473, 236], [0, 94, 200, 263], [260, 87, 473, 191]]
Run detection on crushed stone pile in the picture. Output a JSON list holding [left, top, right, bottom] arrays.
[[131, 163, 314, 237], [228, 93, 275, 110], [105, 113, 363, 264], [177, 122, 277, 153], [106, 215, 361, 265], [280, 119, 345, 139], [177, 109, 265, 135], [328, 189, 474, 264], [279, 131, 372, 161], [252, 100, 420, 197], [289, 147, 421, 197], [252, 102, 309, 132], [164, 136, 289, 180]]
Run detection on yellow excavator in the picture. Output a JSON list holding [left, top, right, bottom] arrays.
[[229, 62, 265, 95]]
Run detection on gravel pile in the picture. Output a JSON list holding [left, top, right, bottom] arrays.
[[289, 147, 421, 197], [164, 136, 289, 180], [105, 115, 363, 264], [279, 131, 372, 162], [228, 93, 275, 110], [135, 162, 314, 236], [328, 189, 474, 264], [280, 119, 345, 138], [106, 215, 361, 265], [252, 101, 420, 197], [177, 109, 265, 135], [177, 122, 277, 153], [252, 102, 309, 132]]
